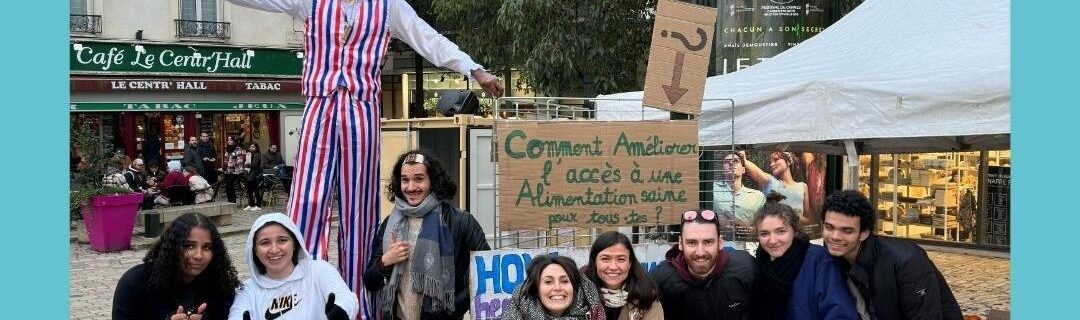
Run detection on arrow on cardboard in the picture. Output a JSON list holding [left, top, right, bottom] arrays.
[[662, 52, 688, 104]]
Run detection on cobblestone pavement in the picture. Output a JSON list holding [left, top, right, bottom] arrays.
[[69, 207, 1009, 319]]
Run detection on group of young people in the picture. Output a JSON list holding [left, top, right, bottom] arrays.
[[498, 191, 962, 320], [111, 150, 491, 320], [110, 149, 962, 320]]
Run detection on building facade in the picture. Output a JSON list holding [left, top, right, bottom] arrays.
[[68, 0, 516, 169]]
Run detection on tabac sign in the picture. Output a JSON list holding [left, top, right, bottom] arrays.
[[70, 41, 302, 77], [496, 120, 699, 230], [642, 0, 718, 115]]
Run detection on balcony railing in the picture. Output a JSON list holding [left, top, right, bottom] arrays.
[[175, 19, 230, 39], [70, 14, 102, 34]]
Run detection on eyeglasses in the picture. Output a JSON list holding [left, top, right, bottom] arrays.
[[683, 210, 717, 222]]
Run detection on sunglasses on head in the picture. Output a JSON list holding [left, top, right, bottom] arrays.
[[683, 210, 717, 222], [402, 153, 426, 166]]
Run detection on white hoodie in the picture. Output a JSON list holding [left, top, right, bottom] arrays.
[[228, 213, 359, 320]]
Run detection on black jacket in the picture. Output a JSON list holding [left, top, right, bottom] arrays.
[[839, 236, 963, 320], [197, 142, 217, 168], [262, 151, 285, 171], [183, 145, 204, 175], [245, 152, 263, 181], [122, 168, 148, 193], [112, 262, 235, 320], [651, 247, 756, 320], [362, 201, 491, 320]]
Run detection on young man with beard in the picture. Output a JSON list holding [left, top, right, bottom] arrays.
[[183, 136, 204, 176], [821, 190, 962, 320], [651, 209, 756, 319]]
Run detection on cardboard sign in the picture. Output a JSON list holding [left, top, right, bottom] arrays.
[[496, 120, 699, 230], [642, 0, 718, 115], [469, 244, 671, 320]]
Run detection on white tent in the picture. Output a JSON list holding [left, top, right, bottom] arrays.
[[595, 0, 1010, 155]]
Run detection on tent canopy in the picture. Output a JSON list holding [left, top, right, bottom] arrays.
[[596, 0, 1010, 154]]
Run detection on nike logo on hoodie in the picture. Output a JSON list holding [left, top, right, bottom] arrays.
[[264, 294, 301, 320]]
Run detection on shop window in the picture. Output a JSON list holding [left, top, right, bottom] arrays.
[[162, 115, 186, 160], [867, 152, 980, 243], [223, 113, 271, 150]]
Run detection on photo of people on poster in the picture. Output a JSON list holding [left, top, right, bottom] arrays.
[[712, 149, 826, 228]]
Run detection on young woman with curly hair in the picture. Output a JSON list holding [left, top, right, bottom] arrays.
[[112, 212, 241, 320]]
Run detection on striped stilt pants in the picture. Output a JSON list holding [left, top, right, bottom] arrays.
[[287, 89, 378, 320]]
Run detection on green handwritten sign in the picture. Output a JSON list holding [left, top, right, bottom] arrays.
[[497, 121, 700, 230]]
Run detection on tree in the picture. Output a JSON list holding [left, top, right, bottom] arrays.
[[431, 0, 658, 97]]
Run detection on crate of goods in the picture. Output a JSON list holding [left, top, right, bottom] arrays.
[[935, 159, 949, 169], [933, 188, 959, 207], [933, 214, 958, 228], [909, 169, 932, 186], [908, 185, 930, 198]]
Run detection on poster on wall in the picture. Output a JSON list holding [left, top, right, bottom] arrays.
[[708, 150, 826, 230], [469, 244, 670, 320], [985, 166, 1010, 245], [712, 0, 833, 75]]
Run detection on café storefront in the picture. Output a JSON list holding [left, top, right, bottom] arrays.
[[70, 40, 305, 167]]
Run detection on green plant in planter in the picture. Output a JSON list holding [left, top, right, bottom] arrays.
[[69, 119, 133, 222]]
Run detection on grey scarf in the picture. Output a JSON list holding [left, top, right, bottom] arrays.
[[379, 194, 456, 316], [502, 277, 604, 320]]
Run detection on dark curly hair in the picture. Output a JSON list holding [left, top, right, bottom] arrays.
[[821, 190, 876, 233], [752, 192, 808, 240], [386, 149, 457, 201], [519, 255, 583, 306], [584, 231, 659, 310], [144, 212, 240, 300]]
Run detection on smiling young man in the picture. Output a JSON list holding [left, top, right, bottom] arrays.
[[651, 209, 756, 319], [363, 150, 490, 320], [821, 190, 962, 320]]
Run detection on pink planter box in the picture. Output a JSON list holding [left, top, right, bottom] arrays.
[[81, 193, 143, 252]]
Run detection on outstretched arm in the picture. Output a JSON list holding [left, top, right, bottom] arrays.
[[224, 0, 310, 20], [388, 0, 503, 98], [739, 150, 771, 189]]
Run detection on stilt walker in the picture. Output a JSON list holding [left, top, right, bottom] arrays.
[[226, 1, 504, 319]]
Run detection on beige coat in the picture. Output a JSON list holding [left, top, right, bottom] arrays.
[[616, 300, 664, 320]]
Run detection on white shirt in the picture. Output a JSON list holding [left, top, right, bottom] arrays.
[[225, 0, 484, 79]]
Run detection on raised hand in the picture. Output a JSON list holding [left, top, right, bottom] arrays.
[[380, 241, 411, 267], [325, 293, 349, 320], [472, 69, 505, 98], [169, 306, 186, 320], [188, 303, 207, 320]]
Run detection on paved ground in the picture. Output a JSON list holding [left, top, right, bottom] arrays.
[[69, 206, 1010, 319]]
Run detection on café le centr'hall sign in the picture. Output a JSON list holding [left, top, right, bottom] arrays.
[[70, 41, 302, 77]]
